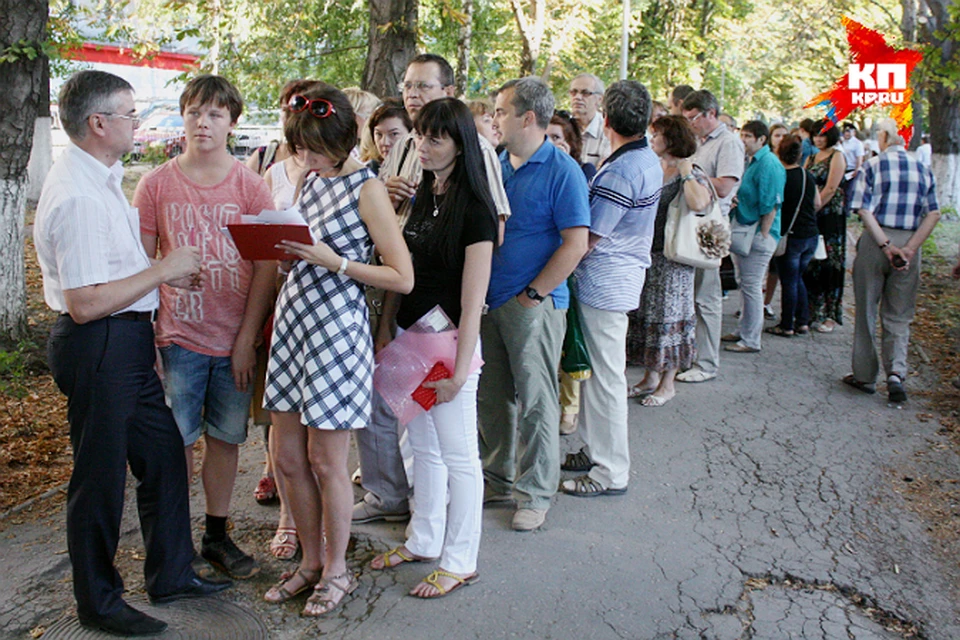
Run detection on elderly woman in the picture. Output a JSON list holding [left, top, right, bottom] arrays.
[[626, 115, 712, 406], [803, 119, 847, 333]]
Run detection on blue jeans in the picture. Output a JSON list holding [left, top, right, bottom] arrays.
[[776, 236, 819, 331], [159, 344, 252, 446]]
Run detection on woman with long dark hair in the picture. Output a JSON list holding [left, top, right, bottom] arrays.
[[260, 83, 413, 616], [803, 119, 847, 332], [368, 98, 498, 599]]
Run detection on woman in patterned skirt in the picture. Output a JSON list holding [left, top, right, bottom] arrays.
[[261, 83, 414, 616], [626, 115, 712, 407], [803, 119, 846, 333]]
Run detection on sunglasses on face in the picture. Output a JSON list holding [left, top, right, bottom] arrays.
[[287, 95, 337, 118]]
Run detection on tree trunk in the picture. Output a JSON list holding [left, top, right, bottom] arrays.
[[27, 57, 51, 202], [922, 0, 959, 210], [510, 0, 545, 76], [362, 0, 419, 99], [0, 0, 47, 341], [928, 85, 960, 210], [456, 0, 473, 97]]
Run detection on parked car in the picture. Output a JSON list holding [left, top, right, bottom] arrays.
[[132, 111, 184, 159]]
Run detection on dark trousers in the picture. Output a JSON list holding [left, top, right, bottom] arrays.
[[776, 235, 819, 331], [47, 315, 195, 618]]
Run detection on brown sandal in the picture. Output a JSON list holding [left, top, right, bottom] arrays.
[[263, 567, 321, 604], [302, 571, 359, 617]]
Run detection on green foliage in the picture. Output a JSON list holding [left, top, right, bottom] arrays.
[[0, 341, 37, 399], [45, 0, 916, 122]]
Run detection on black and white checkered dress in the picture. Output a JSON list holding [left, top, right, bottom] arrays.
[[263, 168, 375, 430]]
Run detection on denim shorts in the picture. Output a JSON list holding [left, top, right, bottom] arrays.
[[159, 343, 251, 446]]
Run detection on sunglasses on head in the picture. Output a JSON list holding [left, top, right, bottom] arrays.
[[287, 95, 337, 119]]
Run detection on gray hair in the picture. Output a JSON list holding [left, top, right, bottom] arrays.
[[603, 81, 651, 138], [573, 73, 605, 95], [876, 118, 904, 146], [500, 77, 555, 129], [58, 70, 134, 141], [681, 90, 720, 118]]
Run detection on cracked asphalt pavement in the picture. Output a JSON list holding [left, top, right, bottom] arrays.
[[2, 292, 958, 639]]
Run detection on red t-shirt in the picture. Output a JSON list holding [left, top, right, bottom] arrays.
[[135, 159, 275, 357]]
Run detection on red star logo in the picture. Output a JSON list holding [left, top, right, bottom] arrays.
[[805, 17, 923, 145]]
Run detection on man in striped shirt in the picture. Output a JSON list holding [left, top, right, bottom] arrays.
[[845, 118, 940, 404], [560, 80, 663, 498]]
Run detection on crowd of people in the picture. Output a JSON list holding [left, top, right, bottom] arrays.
[[32, 53, 941, 636]]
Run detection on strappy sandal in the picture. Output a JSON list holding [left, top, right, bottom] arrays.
[[302, 571, 359, 617], [560, 474, 627, 497], [264, 566, 321, 604], [370, 546, 424, 570], [269, 527, 299, 561], [560, 448, 595, 472], [254, 475, 278, 505], [410, 570, 479, 599], [627, 383, 655, 398]]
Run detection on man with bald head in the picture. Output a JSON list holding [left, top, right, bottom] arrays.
[[569, 73, 611, 168]]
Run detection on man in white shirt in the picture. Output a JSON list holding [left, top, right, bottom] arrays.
[[569, 73, 612, 168], [34, 70, 227, 636], [915, 134, 932, 166], [841, 123, 865, 214]]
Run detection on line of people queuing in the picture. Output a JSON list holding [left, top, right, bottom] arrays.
[[33, 53, 940, 636]]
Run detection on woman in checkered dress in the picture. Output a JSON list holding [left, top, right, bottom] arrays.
[[261, 84, 413, 617]]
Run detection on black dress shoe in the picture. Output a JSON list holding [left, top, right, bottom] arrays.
[[149, 575, 233, 604], [78, 602, 168, 636]]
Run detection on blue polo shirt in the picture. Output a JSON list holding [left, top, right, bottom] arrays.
[[488, 139, 590, 310], [733, 145, 786, 241]]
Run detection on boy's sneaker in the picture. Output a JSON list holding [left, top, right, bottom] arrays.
[[201, 535, 259, 579]]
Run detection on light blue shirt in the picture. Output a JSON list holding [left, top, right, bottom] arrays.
[[575, 139, 662, 313]]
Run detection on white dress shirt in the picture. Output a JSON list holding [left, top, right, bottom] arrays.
[[34, 143, 158, 313], [579, 111, 612, 168]]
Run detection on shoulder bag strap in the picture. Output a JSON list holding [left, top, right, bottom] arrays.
[[782, 169, 806, 238]]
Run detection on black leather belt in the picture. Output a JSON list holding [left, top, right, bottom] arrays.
[[111, 310, 157, 322]]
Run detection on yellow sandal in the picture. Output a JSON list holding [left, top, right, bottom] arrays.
[[411, 569, 479, 599]]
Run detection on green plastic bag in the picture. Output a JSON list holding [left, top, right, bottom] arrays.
[[561, 285, 592, 380]]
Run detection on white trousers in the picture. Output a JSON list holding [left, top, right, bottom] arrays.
[[578, 302, 630, 489], [405, 369, 483, 574]]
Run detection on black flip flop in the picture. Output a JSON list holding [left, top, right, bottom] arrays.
[[842, 374, 876, 395]]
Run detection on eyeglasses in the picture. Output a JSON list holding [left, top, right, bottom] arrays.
[[287, 95, 337, 119], [568, 89, 600, 98], [96, 112, 141, 128], [687, 111, 704, 124], [554, 109, 573, 121], [397, 81, 445, 94]]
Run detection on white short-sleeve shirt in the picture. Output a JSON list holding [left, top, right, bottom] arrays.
[[34, 143, 158, 313]]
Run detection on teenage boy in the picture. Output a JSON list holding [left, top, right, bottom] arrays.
[[135, 75, 276, 579]]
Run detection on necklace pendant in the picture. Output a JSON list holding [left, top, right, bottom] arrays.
[[432, 207, 439, 217]]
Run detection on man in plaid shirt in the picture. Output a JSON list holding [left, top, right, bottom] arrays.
[[844, 118, 940, 405]]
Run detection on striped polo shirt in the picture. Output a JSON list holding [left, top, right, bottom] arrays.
[[574, 138, 663, 312]]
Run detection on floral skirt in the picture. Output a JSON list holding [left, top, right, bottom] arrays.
[[626, 253, 697, 371]]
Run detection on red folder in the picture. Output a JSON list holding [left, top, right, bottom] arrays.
[[226, 224, 313, 260], [411, 362, 453, 411]]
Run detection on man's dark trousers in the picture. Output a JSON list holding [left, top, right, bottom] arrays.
[[48, 315, 195, 618]]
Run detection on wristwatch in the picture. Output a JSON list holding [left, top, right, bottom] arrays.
[[524, 286, 545, 302]]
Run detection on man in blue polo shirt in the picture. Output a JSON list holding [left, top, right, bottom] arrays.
[[479, 77, 590, 532]]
